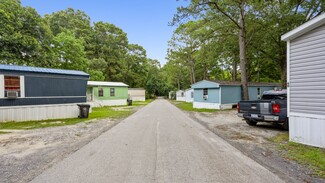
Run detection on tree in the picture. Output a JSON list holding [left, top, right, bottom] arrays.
[[52, 31, 88, 71]]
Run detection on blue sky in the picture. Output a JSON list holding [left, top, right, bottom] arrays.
[[21, 0, 187, 65]]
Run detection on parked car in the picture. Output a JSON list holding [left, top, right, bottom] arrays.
[[237, 90, 288, 130]]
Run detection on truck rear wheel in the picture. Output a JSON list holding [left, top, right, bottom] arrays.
[[283, 118, 289, 130], [246, 120, 257, 126]]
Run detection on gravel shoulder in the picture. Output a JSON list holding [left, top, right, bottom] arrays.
[[0, 106, 142, 183], [184, 109, 324, 183]]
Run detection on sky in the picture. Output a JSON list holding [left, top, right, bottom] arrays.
[[21, 0, 188, 65]]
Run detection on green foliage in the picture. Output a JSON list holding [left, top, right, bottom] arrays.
[[171, 101, 219, 112], [0, 0, 166, 97], [166, 0, 325, 90]]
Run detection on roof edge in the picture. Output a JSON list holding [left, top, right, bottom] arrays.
[[281, 13, 325, 41]]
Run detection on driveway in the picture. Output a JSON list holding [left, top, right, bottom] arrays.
[[31, 99, 284, 183]]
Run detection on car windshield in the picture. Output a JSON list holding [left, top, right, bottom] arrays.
[[261, 94, 287, 100]]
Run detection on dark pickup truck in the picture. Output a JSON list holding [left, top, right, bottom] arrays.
[[237, 90, 288, 130]]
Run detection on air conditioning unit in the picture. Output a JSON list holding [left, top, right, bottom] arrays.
[[7, 91, 18, 99], [203, 95, 208, 100]]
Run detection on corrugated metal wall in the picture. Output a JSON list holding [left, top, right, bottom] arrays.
[[290, 24, 325, 115]]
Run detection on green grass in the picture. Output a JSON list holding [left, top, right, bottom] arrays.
[[0, 131, 10, 134], [271, 133, 325, 178], [0, 105, 135, 130], [171, 101, 220, 112], [132, 99, 154, 106]]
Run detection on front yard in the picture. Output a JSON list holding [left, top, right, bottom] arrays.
[[171, 100, 325, 182], [0, 100, 153, 183]]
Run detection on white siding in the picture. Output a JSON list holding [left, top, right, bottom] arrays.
[[290, 24, 325, 116], [185, 89, 194, 103], [128, 89, 145, 101], [0, 104, 80, 122]]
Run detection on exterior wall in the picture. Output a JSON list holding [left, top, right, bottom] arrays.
[[248, 86, 275, 101], [93, 86, 128, 100], [0, 103, 80, 122], [288, 24, 325, 148], [194, 88, 220, 103], [176, 90, 185, 101], [220, 86, 241, 104], [193, 102, 220, 109], [290, 115, 325, 148], [87, 86, 128, 106], [128, 88, 145, 101], [289, 24, 325, 115], [0, 73, 88, 106], [185, 89, 194, 103]]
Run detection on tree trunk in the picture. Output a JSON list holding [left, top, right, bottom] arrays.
[[232, 59, 237, 81], [239, 2, 249, 100], [279, 57, 287, 89]]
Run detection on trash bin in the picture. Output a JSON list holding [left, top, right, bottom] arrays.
[[127, 99, 132, 106], [77, 104, 90, 118]]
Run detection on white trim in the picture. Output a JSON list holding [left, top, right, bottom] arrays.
[[20, 75, 25, 98], [88, 99, 126, 107], [287, 41, 290, 117], [0, 75, 4, 98], [281, 13, 325, 41], [290, 112, 325, 120], [193, 101, 220, 109], [191, 80, 220, 88], [0, 102, 84, 109], [88, 81, 128, 87]]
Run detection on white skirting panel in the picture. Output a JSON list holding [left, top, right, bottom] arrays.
[[220, 103, 235, 110], [193, 102, 220, 109], [131, 96, 145, 101], [176, 97, 186, 102], [289, 115, 325, 148], [0, 103, 81, 122], [88, 99, 127, 107]]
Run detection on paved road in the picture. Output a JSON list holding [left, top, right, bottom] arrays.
[[31, 99, 284, 183]]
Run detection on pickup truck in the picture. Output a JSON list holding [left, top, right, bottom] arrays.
[[237, 90, 288, 130]]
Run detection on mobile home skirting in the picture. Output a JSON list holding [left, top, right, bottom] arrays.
[[0, 103, 81, 122], [88, 99, 127, 107]]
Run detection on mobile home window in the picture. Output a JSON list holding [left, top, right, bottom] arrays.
[[98, 87, 104, 97], [110, 88, 115, 96], [181, 92, 184, 97], [257, 88, 261, 99], [191, 91, 194, 98], [203, 88, 208, 96], [4, 76, 21, 97]]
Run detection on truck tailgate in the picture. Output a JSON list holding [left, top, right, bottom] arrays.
[[239, 100, 272, 115]]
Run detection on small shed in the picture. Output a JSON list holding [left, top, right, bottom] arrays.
[[184, 88, 194, 103], [176, 90, 185, 101], [0, 64, 89, 122], [128, 88, 145, 101], [87, 81, 128, 107], [192, 80, 279, 109], [282, 14, 325, 148]]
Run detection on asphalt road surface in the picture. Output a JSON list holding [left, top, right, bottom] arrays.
[[31, 99, 284, 183]]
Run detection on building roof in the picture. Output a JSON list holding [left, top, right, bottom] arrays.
[[0, 64, 89, 77], [281, 13, 325, 41], [128, 88, 145, 90], [192, 80, 280, 89], [87, 81, 128, 87]]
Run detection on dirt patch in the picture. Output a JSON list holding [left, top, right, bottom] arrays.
[[0, 118, 122, 183], [186, 109, 324, 183]]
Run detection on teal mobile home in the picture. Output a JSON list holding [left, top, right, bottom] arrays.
[[192, 80, 280, 109]]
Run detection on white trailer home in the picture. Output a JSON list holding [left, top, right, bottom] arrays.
[[282, 13, 325, 148], [176, 90, 185, 101], [184, 88, 194, 103]]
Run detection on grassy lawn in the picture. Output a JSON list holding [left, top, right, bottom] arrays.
[[271, 133, 325, 178], [132, 99, 154, 106], [0, 105, 137, 130], [171, 101, 220, 113]]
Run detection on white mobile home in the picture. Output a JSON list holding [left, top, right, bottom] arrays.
[[282, 14, 325, 148], [128, 88, 145, 101], [184, 88, 194, 103], [176, 90, 185, 101]]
